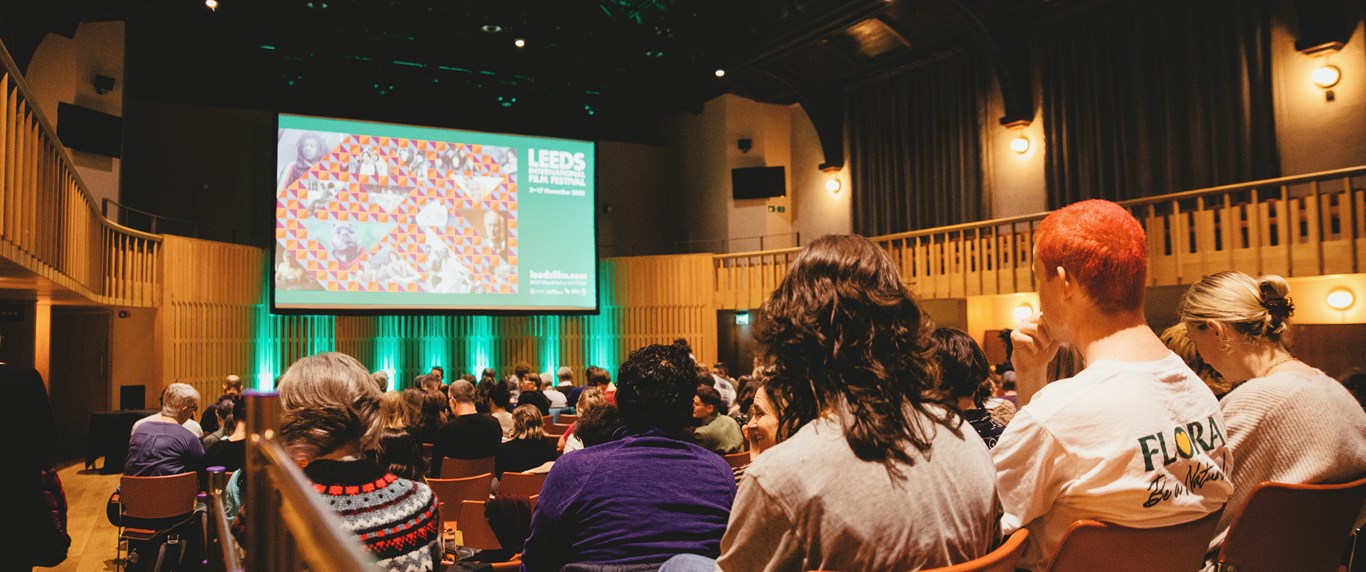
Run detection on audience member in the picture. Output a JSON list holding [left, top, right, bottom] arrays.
[[200, 374, 243, 435], [431, 379, 503, 476], [126, 382, 205, 476], [415, 389, 448, 444], [374, 391, 426, 481], [543, 373, 569, 411], [495, 404, 559, 478], [560, 386, 608, 453], [716, 234, 999, 571], [371, 370, 390, 392], [202, 395, 246, 473], [1342, 368, 1366, 413], [1178, 271, 1366, 552], [429, 365, 444, 385], [734, 378, 782, 483], [933, 327, 1006, 448], [1159, 322, 1232, 398], [560, 366, 583, 407], [573, 401, 624, 448], [709, 362, 738, 413], [276, 352, 441, 572], [692, 385, 743, 454], [417, 373, 441, 394], [201, 394, 238, 449], [993, 200, 1231, 570], [134, 383, 206, 439], [521, 344, 735, 570], [517, 373, 552, 415], [487, 380, 515, 441]]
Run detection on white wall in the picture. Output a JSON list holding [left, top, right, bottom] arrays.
[[790, 103, 852, 241], [24, 22, 125, 212]]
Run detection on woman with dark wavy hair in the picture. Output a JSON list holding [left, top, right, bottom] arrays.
[[715, 234, 1001, 572]]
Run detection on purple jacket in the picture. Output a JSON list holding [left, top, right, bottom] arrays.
[[519, 429, 736, 571]]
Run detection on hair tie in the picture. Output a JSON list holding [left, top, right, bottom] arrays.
[[1258, 283, 1294, 320]]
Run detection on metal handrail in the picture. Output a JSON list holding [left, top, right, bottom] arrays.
[[206, 467, 244, 572]]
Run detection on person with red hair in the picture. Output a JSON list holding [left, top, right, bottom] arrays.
[[991, 200, 1232, 570]]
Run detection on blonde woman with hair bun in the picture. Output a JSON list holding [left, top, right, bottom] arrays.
[[1178, 271, 1366, 554]]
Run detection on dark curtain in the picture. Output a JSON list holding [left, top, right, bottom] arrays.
[[1040, 0, 1279, 207], [849, 48, 988, 236]]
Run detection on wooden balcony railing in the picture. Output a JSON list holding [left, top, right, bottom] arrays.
[[714, 166, 1366, 309], [0, 41, 160, 307]]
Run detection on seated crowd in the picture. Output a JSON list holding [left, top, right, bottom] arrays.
[[120, 200, 1366, 571]]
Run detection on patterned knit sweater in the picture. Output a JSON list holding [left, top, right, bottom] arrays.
[[1209, 370, 1366, 549], [304, 458, 443, 572]]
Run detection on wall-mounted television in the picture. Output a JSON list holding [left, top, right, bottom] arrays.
[[731, 166, 786, 200], [273, 113, 597, 313]]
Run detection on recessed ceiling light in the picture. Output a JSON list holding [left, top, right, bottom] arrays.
[[714, 69, 726, 77], [205, 0, 218, 10], [482, 24, 503, 33], [514, 38, 526, 48]]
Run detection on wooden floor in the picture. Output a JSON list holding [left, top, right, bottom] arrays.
[[46, 458, 122, 572]]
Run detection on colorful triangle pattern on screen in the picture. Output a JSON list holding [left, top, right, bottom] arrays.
[[276, 132, 519, 295]]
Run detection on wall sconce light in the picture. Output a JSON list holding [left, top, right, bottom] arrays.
[[1013, 302, 1035, 321], [1312, 64, 1341, 88], [825, 177, 842, 193], [1010, 135, 1030, 154], [1327, 287, 1355, 311]]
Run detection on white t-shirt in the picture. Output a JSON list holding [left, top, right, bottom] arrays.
[[544, 388, 568, 409], [992, 353, 1233, 570]]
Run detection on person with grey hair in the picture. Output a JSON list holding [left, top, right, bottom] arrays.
[[431, 378, 502, 476], [125, 382, 204, 476], [133, 382, 205, 438], [274, 352, 442, 572], [544, 371, 569, 411]]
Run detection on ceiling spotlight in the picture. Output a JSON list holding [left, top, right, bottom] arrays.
[[1327, 287, 1355, 311], [514, 38, 526, 48], [481, 24, 503, 33], [1312, 64, 1341, 88], [714, 69, 726, 78], [205, 0, 218, 10], [1010, 135, 1030, 154]]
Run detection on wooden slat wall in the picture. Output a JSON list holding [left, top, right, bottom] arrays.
[[160, 235, 264, 400], [714, 168, 1366, 309], [160, 239, 720, 393], [0, 66, 161, 309]]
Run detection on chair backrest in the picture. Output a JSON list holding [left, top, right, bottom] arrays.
[[558, 414, 579, 424], [428, 473, 493, 520], [722, 451, 750, 469], [440, 456, 496, 479], [549, 422, 574, 434], [1046, 509, 1222, 572], [456, 500, 503, 551], [924, 529, 1030, 572], [120, 472, 201, 520], [1216, 476, 1366, 572], [499, 471, 548, 497]]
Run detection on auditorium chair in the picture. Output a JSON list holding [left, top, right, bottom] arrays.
[[722, 451, 750, 469], [114, 471, 201, 571], [429, 472, 494, 526], [1212, 476, 1366, 572], [923, 529, 1030, 572], [498, 471, 548, 497], [1045, 509, 1222, 572], [440, 456, 496, 479]]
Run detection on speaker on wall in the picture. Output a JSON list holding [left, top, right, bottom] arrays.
[[57, 102, 122, 158]]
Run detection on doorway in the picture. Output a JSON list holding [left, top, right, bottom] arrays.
[[50, 308, 111, 458]]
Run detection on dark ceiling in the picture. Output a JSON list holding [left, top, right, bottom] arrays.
[[9, 0, 1072, 143]]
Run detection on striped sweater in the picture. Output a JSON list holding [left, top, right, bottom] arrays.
[[304, 459, 443, 572]]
